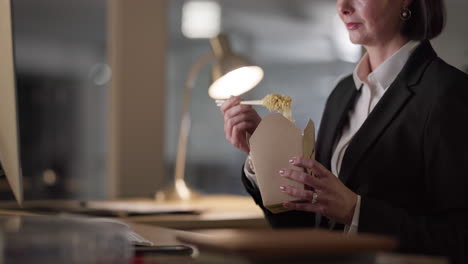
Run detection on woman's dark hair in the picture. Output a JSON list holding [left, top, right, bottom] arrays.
[[402, 0, 446, 40]]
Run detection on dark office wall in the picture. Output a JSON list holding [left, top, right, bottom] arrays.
[[3, 0, 109, 200]]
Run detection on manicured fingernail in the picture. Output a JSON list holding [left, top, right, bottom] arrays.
[[278, 169, 285, 175], [279, 186, 286, 191], [289, 157, 296, 163]]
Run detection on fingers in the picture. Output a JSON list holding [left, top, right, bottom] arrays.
[[310, 160, 332, 179], [280, 185, 315, 201], [289, 157, 331, 179], [221, 96, 261, 153], [279, 168, 324, 190], [219, 96, 241, 114], [230, 121, 256, 153], [282, 190, 330, 216], [224, 104, 256, 120], [224, 111, 257, 139], [281, 157, 357, 224], [283, 201, 322, 213]]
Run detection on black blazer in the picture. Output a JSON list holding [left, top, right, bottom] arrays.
[[242, 40, 468, 263]]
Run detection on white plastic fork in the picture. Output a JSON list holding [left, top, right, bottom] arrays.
[[215, 99, 263, 107]]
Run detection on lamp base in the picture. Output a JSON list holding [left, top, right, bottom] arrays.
[[155, 179, 200, 202]]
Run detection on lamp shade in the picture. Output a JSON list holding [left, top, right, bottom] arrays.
[[208, 34, 264, 99]]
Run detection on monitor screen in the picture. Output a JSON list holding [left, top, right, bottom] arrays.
[[0, 0, 23, 204]]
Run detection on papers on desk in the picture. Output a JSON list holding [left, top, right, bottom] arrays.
[[79, 216, 154, 246], [0, 215, 134, 263]]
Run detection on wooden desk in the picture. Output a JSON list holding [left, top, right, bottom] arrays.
[[0, 209, 449, 264], [122, 195, 268, 229], [0, 195, 268, 229], [129, 223, 449, 264]]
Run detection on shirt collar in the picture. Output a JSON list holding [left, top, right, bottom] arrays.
[[353, 41, 420, 91]]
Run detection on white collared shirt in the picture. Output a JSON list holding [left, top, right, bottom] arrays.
[[335, 40, 420, 234], [244, 40, 420, 233]]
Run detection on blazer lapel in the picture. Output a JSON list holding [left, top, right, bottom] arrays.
[[338, 79, 413, 184], [317, 81, 360, 170], [315, 82, 359, 231], [338, 40, 437, 184]]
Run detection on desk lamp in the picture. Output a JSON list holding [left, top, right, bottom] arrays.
[[155, 33, 264, 202]]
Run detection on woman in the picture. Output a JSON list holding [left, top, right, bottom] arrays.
[[220, 0, 468, 263]]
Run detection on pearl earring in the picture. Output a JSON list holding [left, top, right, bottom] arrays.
[[400, 7, 412, 21]]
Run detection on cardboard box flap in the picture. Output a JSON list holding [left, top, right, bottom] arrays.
[[249, 114, 305, 212], [246, 132, 252, 149], [303, 119, 316, 160]]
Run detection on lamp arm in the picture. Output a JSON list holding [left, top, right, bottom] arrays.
[[174, 53, 215, 183]]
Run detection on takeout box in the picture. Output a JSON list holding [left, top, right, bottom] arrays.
[[249, 113, 315, 213]]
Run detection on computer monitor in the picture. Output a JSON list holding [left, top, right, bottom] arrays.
[[0, 0, 23, 204]]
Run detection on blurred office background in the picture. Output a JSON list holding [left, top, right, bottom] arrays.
[[2, 0, 109, 200], [1, 0, 467, 201]]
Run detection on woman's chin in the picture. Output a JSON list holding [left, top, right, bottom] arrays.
[[348, 36, 360, 44], [348, 36, 366, 46]]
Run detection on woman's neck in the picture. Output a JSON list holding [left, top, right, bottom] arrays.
[[365, 36, 410, 72]]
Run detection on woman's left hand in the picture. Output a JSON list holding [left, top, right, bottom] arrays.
[[279, 157, 358, 225]]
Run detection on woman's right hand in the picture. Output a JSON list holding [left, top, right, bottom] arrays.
[[220, 96, 261, 154]]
